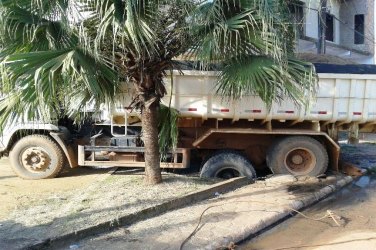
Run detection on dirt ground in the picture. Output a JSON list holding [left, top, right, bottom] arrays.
[[0, 158, 110, 220], [0, 158, 218, 249]]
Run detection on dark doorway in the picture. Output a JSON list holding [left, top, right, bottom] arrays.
[[354, 14, 365, 44], [325, 14, 334, 42]]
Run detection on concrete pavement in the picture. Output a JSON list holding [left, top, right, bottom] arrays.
[[244, 175, 376, 250]]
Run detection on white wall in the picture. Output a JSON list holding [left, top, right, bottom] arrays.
[[302, 0, 319, 39], [374, 0, 376, 64]]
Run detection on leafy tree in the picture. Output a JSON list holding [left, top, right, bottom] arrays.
[[0, 0, 316, 184]]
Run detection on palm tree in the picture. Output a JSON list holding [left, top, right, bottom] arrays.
[[0, 0, 316, 184]]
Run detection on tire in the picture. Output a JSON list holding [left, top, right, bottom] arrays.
[[200, 150, 256, 180], [9, 135, 64, 180], [266, 136, 328, 176]]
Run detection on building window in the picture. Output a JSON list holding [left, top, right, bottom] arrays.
[[325, 14, 334, 42], [288, 1, 305, 38], [354, 14, 365, 44]]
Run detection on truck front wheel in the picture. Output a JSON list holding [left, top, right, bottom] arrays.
[[266, 136, 328, 176], [9, 135, 64, 180], [200, 151, 256, 180]]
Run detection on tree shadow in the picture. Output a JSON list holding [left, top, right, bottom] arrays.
[[58, 167, 110, 178]]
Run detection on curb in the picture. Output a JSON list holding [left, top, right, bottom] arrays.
[[230, 175, 354, 248], [26, 177, 251, 250]]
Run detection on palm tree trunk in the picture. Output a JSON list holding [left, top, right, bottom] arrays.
[[142, 102, 162, 184]]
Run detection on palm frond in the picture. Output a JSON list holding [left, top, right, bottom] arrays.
[[0, 1, 78, 60], [0, 48, 118, 128], [217, 55, 317, 107], [158, 104, 179, 159], [188, 0, 289, 65], [80, 0, 160, 60]]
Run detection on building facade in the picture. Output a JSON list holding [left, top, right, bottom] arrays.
[[293, 0, 376, 64]]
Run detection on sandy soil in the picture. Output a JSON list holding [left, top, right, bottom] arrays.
[[0, 158, 110, 220], [0, 159, 218, 249]]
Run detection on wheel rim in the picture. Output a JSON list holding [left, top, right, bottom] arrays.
[[215, 167, 241, 179], [20, 147, 51, 173], [284, 148, 316, 175]]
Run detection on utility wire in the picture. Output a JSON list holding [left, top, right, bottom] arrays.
[[179, 199, 344, 250]]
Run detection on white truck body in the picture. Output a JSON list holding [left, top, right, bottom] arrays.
[[163, 71, 376, 124], [2, 64, 374, 179], [110, 71, 376, 126]]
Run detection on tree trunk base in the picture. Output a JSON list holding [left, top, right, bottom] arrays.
[[144, 175, 162, 185], [141, 102, 163, 185]]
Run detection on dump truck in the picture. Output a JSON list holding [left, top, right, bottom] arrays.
[[1, 63, 376, 180]]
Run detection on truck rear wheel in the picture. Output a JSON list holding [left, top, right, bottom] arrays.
[[200, 151, 256, 180], [266, 136, 328, 176], [9, 135, 64, 180]]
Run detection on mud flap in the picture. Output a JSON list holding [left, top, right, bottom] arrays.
[[50, 132, 78, 168]]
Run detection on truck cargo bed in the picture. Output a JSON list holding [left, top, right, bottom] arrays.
[[157, 67, 376, 125]]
